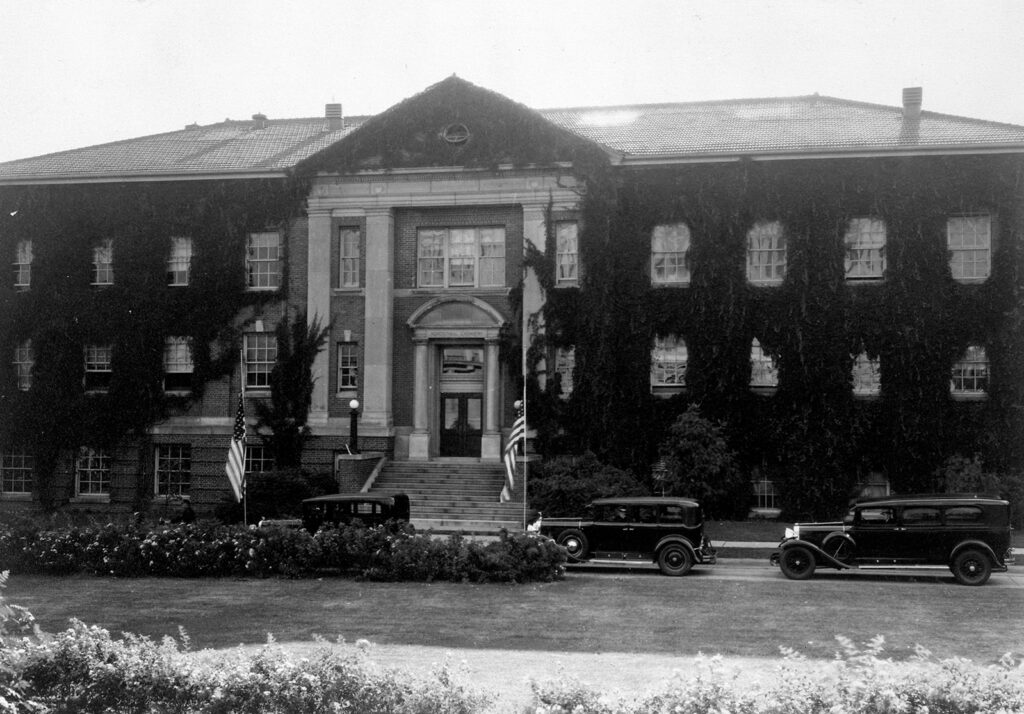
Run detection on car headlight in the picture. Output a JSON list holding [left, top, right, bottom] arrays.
[[784, 525, 799, 540]]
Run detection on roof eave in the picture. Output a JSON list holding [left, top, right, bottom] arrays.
[[615, 143, 1024, 166], [0, 169, 291, 186]]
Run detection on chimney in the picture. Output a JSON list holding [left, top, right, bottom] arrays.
[[902, 87, 922, 120], [251, 113, 268, 129], [326, 103, 344, 130]]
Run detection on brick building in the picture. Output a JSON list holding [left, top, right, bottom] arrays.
[[2, 77, 1023, 522]]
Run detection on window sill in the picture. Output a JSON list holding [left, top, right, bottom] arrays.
[[950, 392, 987, 402], [853, 391, 881, 400], [163, 389, 192, 396], [651, 282, 690, 288], [951, 277, 990, 285], [650, 385, 686, 398], [0, 492, 32, 501], [750, 386, 778, 396], [554, 282, 580, 289], [334, 286, 362, 293], [71, 494, 110, 504], [245, 286, 281, 293], [845, 278, 884, 284]]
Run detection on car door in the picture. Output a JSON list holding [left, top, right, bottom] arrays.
[[851, 506, 896, 559], [896, 505, 944, 562], [587, 503, 636, 555]]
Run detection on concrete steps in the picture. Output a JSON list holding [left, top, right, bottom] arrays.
[[370, 460, 529, 534]]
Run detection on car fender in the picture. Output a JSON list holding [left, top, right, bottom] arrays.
[[949, 539, 1003, 567], [653, 535, 698, 563], [778, 538, 853, 570]]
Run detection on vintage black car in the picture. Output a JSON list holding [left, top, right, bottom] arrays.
[[771, 494, 1014, 585], [300, 493, 410, 533], [537, 497, 717, 576]]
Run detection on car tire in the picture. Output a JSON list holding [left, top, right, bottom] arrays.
[[823, 536, 854, 564], [556, 529, 589, 561], [657, 543, 694, 576], [779, 545, 816, 580], [951, 548, 992, 586]]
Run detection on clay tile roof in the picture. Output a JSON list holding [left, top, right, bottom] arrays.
[[541, 95, 1024, 158]]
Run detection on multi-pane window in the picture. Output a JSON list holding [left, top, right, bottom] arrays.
[[244, 333, 276, 389], [163, 337, 193, 393], [83, 344, 113, 392], [0, 449, 33, 494], [75, 447, 111, 496], [92, 239, 114, 286], [948, 215, 991, 282], [851, 352, 881, 397], [746, 221, 786, 286], [650, 335, 688, 390], [752, 475, 779, 512], [155, 444, 191, 496], [844, 218, 886, 280], [14, 240, 32, 290], [245, 445, 275, 474], [13, 341, 33, 391], [337, 342, 358, 391], [246, 232, 282, 289], [750, 338, 778, 389], [167, 236, 192, 286], [951, 345, 989, 396], [416, 227, 506, 288], [553, 347, 575, 398], [555, 222, 579, 287], [338, 227, 360, 288], [651, 223, 690, 285]]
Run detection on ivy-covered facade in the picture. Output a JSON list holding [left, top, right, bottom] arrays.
[[1, 77, 1022, 520]]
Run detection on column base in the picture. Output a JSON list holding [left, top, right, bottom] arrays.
[[409, 431, 430, 460]]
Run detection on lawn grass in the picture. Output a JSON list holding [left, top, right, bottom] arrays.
[[7, 568, 1021, 664]]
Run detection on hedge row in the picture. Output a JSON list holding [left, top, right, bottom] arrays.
[[0, 521, 566, 583]]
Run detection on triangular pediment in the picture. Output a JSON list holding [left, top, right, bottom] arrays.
[[296, 75, 608, 174]]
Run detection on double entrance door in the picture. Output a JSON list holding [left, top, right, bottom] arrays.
[[440, 393, 482, 457]]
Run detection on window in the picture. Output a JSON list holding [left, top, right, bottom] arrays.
[[338, 227, 360, 288], [337, 342, 358, 391], [92, 239, 114, 285], [752, 476, 779, 512], [13, 340, 33, 391], [244, 332, 276, 389], [951, 345, 988, 397], [167, 236, 192, 286], [750, 339, 778, 389], [246, 232, 281, 289], [651, 223, 690, 285], [844, 218, 886, 281], [155, 444, 191, 496], [163, 337, 193, 393], [859, 507, 894, 524], [901, 506, 941, 525], [83, 344, 113, 392], [851, 352, 881, 397], [75, 447, 110, 497], [416, 227, 505, 288], [14, 240, 32, 290], [1, 449, 33, 495], [441, 347, 483, 377], [245, 445, 274, 474], [746, 221, 786, 285], [555, 221, 578, 287], [948, 215, 991, 282], [945, 506, 983, 523], [651, 335, 687, 392], [553, 347, 575, 398]]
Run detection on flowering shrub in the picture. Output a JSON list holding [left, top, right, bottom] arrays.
[[529, 636, 1024, 714], [0, 522, 566, 583]]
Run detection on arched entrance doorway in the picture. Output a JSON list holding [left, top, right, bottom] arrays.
[[406, 296, 507, 460]]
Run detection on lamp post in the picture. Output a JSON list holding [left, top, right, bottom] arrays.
[[348, 398, 360, 454]]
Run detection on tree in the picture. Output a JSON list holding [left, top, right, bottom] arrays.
[[254, 311, 329, 469], [657, 406, 748, 519]]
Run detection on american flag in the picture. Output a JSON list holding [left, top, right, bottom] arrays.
[[225, 393, 245, 502], [500, 406, 525, 503]]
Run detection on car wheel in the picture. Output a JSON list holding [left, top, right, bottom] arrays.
[[951, 548, 992, 586], [779, 545, 816, 580], [657, 543, 694, 576], [556, 529, 589, 561], [824, 536, 854, 564]]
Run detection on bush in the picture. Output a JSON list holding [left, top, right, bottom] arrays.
[[214, 468, 337, 524], [528, 452, 648, 516], [0, 521, 566, 583], [658, 406, 749, 519]]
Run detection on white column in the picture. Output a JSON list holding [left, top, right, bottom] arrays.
[[409, 338, 430, 459], [306, 209, 332, 425], [481, 338, 501, 460], [363, 208, 394, 433]]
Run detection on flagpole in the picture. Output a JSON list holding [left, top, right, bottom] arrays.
[[240, 348, 247, 526], [522, 221, 530, 530]]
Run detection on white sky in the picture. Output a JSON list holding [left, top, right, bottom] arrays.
[[1, 0, 1023, 163]]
